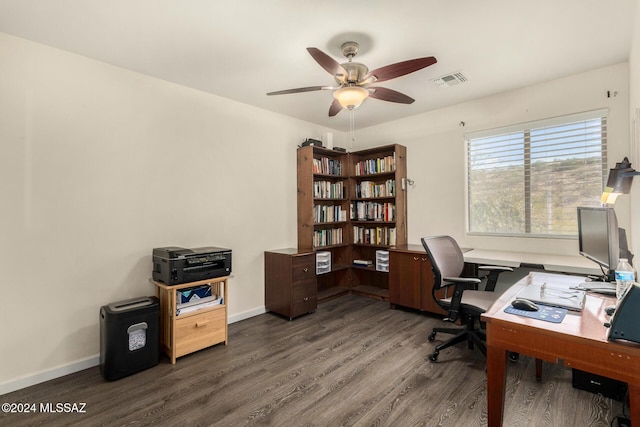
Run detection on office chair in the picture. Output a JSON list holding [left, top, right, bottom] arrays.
[[421, 235, 513, 362]]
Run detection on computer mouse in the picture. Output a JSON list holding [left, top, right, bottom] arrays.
[[511, 298, 539, 312]]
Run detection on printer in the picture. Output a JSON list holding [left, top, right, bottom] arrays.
[[152, 246, 232, 285]]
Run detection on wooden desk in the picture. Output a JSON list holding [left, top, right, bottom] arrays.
[[464, 248, 602, 276], [482, 273, 640, 426]]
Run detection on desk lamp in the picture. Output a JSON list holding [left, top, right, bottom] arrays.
[[600, 157, 640, 204]]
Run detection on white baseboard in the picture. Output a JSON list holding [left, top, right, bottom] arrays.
[[0, 306, 266, 396], [229, 306, 266, 323], [0, 355, 100, 396]]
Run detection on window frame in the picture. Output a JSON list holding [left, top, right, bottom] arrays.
[[464, 109, 608, 239]]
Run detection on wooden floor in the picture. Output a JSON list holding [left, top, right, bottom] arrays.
[[1, 295, 623, 426]]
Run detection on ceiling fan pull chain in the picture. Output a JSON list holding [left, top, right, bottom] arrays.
[[350, 108, 357, 143]]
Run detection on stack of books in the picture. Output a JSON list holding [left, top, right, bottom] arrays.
[[353, 259, 373, 267]]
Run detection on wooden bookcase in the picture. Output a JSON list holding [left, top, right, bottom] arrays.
[[297, 146, 352, 301], [348, 144, 407, 300], [296, 144, 407, 301]]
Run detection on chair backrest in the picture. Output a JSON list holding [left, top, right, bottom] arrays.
[[421, 236, 465, 290]]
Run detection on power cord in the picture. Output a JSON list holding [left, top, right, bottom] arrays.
[[610, 388, 631, 427]]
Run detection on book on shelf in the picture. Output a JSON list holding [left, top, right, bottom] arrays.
[[353, 226, 396, 246], [314, 204, 347, 223], [354, 153, 396, 176], [354, 180, 395, 198], [351, 201, 395, 221], [353, 259, 373, 267], [313, 227, 343, 247], [314, 180, 345, 199], [313, 157, 343, 176]]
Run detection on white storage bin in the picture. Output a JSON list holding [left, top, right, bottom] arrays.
[[376, 250, 389, 272], [316, 251, 332, 274]]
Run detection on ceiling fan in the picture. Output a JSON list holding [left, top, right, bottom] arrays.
[[267, 41, 437, 117]]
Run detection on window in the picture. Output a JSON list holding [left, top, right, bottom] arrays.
[[466, 110, 607, 237]]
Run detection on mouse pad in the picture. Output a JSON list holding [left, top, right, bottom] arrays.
[[504, 304, 567, 323]]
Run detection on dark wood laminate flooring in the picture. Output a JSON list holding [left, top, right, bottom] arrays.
[[1, 295, 622, 426]]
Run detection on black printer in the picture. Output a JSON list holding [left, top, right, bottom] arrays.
[[152, 246, 232, 285]]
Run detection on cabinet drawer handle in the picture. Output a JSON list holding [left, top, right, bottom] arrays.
[[421, 257, 428, 262], [413, 256, 419, 261], [303, 268, 309, 272], [303, 297, 309, 301], [195, 321, 209, 328]]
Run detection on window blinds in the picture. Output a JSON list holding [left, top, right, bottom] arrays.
[[465, 110, 607, 237]]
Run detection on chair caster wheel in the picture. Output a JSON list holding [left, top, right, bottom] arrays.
[[428, 332, 436, 342], [429, 351, 439, 362]]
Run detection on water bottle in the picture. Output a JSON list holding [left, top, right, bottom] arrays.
[[615, 258, 636, 300]]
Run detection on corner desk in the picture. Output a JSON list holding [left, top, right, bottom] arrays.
[[463, 248, 602, 276], [481, 273, 640, 426]]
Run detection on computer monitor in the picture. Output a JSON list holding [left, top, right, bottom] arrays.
[[577, 206, 620, 281]]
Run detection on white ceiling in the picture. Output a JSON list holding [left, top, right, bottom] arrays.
[[0, 0, 637, 131]]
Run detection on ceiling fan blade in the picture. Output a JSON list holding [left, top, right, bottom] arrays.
[[363, 56, 437, 84], [267, 86, 334, 96], [328, 99, 342, 117], [369, 87, 415, 104], [307, 48, 348, 79]]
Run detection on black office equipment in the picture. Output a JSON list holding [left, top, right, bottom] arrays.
[[301, 138, 322, 147], [511, 298, 539, 311], [152, 246, 232, 285], [421, 235, 512, 361], [607, 283, 640, 344], [100, 296, 159, 381], [577, 206, 620, 282], [572, 368, 628, 401]]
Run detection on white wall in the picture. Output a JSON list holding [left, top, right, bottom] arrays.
[[353, 63, 632, 256], [0, 33, 342, 393]]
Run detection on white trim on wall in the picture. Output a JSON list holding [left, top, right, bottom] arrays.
[[0, 308, 267, 395]]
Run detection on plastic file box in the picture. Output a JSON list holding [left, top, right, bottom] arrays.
[[376, 250, 389, 272], [316, 251, 332, 274]]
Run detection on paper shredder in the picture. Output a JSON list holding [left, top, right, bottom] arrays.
[[100, 296, 160, 380]]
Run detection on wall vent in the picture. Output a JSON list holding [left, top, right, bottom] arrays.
[[431, 71, 468, 88]]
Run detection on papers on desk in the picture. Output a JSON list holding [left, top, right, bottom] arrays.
[[572, 281, 617, 296], [518, 272, 587, 311]]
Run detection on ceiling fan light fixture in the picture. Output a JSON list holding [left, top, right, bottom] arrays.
[[333, 86, 369, 110]]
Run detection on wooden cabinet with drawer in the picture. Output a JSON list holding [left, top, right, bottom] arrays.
[[388, 245, 446, 315], [265, 248, 317, 320], [153, 276, 228, 364], [174, 307, 226, 359]]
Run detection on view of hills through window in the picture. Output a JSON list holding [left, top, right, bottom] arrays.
[[467, 114, 607, 237]]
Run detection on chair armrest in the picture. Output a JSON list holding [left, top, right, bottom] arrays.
[[443, 276, 482, 285]]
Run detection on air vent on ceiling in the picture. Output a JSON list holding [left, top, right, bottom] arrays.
[[431, 71, 468, 88]]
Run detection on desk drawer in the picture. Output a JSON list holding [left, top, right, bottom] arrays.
[[291, 280, 317, 317], [292, 255, 315, 282], [175, 308, 226, 358]]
